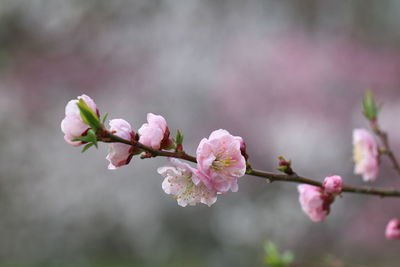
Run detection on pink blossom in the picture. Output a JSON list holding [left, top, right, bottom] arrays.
[[106, 119, 137, 170], [353, 129, 379, 182], [61, 94, 98, 146], [196, 129, 246, 193], [138, 113, 171, 150], [158, 159, 217, 207], [385, 218, 400, 240], [298, 184, 334, 222], [323, 175, 343, 194]]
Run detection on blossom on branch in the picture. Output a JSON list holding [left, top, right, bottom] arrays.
[[61, 94, 99, 146], [138, 113, 172, 150], [196, 129, 246, 193], [353, 129, 379, 182], [298, 184, 334, 222], [106, 119, 138, 170], [158, 158, 217, 207], [385, 218, 400, 240], [323, 175, 343, 194]]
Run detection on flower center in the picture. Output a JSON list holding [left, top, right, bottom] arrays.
[[172, 172, 195, 200], [211, 157, 236, 171], [353, 144, 364, 165]]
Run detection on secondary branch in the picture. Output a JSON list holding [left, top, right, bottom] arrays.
[[100, 132, 400, 198]]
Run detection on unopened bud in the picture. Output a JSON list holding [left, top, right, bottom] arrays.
[[277, 156, 294, 175], [240, 140, 249, 161]]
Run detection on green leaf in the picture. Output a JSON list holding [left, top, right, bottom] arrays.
[[281, 252, 294, 265], [264, 242, 281, 265], [102, 112, 109, 124], [86, 129, 98, 148], [363, 90, 379, 120], [71, 129, 98, 149], [277, 166, 288, 172], [263, 241, 294, 267], [72, 136, 84, 142], [75, 129, 98, 148], [175, 130, 184, 145], [76, 99, 101, 131], [81, 143, 94, 153]]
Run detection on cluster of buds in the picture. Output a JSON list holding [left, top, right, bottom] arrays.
[[160, 129, 247, 206], [356, 91, 400, 240], [275, 155, 343, 222], [61, 92, 400, 241], [297, 175, 343, 222], [277, 156, 294, 175], [61, 95, 248, 207]]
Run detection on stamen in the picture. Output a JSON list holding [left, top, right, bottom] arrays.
[[211, 156, 237, 170], [353, 146, 363, 164]]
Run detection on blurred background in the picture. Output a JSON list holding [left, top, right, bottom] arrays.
[[0, 0, 400, 266]]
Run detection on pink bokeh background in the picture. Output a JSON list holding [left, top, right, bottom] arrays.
[[0, 1, 400, 266]]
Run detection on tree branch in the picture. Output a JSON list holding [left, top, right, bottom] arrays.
[[371, 120, 400, 177], [100, 131, 400, 198]]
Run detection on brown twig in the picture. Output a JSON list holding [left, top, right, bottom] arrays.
[[100, 131, 400, 198], [370, 120, 400, 177]]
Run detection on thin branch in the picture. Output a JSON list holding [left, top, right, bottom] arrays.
[[250, 169, 400, 197], [371, 120, 400, 177], [100, 131, 400, 198]]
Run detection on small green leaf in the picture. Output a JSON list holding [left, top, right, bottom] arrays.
[[76, 129, 98, 148], [264, 241, 294, 267], [245, 163, 252, 174], [277, 166, 288, 173], [102, 112, 109, 124], [72, 136, 84, 142], [76, 99, 101, 131], [264, 242, 281, 266], [281, 252, 294, 265], [363, 90, 379, 120], [81, 143, 94, 153], [74, 137, 89, 142], [175, 130, 184, 145], [86, 129, 98, 148]]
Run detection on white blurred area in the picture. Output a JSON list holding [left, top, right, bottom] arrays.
[[1, 1, 400, 266]]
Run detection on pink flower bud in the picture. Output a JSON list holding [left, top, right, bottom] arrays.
[[277, 156, 294, 175], [106, 119, 136, 170], [323, 175, 343, 194], [138, 113, 170, 150], [237, 137, 249, 160], [61, 94, 98, 146], [298, 184, 334, 222], [385, 218, 400, 240], [196, 129, 246, 193], [158, 159, 217, 207], [353, 129, 379, 182]]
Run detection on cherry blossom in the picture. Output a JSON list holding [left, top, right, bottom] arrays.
[[385, 218, 400, 240], [138, 113, 171, 150], [61, 94, 98, 146], [196, 129, 246, 193], [323, 175, 343, 194], [353, 129, 379, 182], [158, 159, 217, 207], [298, 184, 334, 222], [106, 119, 137, 169]]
